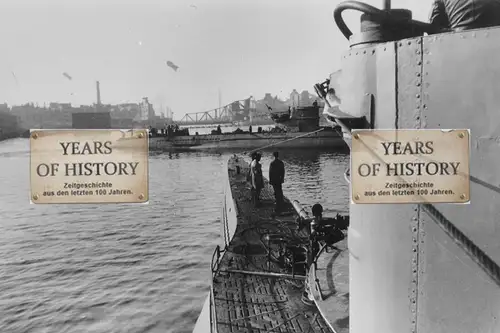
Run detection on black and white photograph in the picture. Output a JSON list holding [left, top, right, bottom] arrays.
[[1, 0, 499, 332]]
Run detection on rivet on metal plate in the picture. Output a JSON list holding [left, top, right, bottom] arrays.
[[354, 194, 360, 201], [460, 194, 466, 200], [32, 194, 39, 201], [32, 132, 38, 139], [353, 133, 359, 140], [139, 194, 145, 200], [138, 132, 144, 139], [458, 132, 465, 138]]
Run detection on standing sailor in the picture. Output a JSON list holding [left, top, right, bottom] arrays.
[[269, 152, 285, 213], [251, 152, 264, 207], [248, 152, 257, 198]]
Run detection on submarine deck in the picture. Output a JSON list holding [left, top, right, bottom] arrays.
[[212, 156, 334, 333]]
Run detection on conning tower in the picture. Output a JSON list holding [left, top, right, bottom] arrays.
[[316, 1, 500, 333]]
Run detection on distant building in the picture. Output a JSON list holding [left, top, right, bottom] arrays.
[[136, 97, 155, 122], [111, 118, 134, 129], [299, 90, 311, 107], [263, 93, 281, 108], [0, 111, 19, 135], [49, 103, 72, 111], [164, 106, 174, 124], [290, 89, 300, 108], [72, 112, 111, 129]]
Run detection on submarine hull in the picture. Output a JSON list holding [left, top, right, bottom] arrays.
[[149, 129, 347, 151], [191, 156, 335, 332]]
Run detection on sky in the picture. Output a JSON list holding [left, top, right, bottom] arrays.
[[0, 0, 432, 118]]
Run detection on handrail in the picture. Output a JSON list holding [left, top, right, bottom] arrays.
[[222, 200, 231, 249], [208, 288, 213, 333], [211, 245, 222, 277], [209, 245, 224, 332], [221, 199, 228, 248], [209, 285, 218, 333]]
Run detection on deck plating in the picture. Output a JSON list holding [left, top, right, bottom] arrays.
[[211, 156, 335, 332]]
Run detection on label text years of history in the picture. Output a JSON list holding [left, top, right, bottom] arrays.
[[356, 140, 460, 178], [35, 140, 140, 178]]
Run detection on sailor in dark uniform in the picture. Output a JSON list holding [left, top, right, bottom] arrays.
[[429, 0, 500, 31], [309, 204, 349, 259], [269, 152, 285, 213]]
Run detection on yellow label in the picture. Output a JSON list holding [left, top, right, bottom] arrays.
[[30, 129, 149, 204], [351, 129, 470, 204]]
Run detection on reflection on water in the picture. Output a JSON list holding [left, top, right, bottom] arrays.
[[0, 138, 349, 333]]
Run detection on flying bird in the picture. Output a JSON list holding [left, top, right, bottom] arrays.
[[166, 61, 179, 71], [190, 4, 197, 9], [62, 72, 72, 80]]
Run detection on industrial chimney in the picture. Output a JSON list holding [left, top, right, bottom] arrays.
[[96, 81, 101, 106]]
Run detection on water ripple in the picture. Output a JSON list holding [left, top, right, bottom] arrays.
[[0, 138, 348, 333]]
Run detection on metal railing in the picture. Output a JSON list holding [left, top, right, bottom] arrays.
[[209, 285, 218, 333], [210, 245, 223, 278], [208, 245, 224, 333], [221, 198, 230, 249]]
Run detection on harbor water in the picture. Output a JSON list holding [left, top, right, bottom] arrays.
[[0, 137, 349, 333]]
